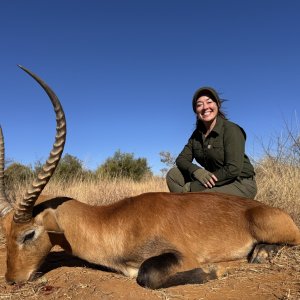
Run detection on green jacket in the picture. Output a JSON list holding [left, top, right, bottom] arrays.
[[176, 116, 255, 186]]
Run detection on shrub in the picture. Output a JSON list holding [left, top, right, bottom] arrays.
[[96, 150, 152, 181], [51, 154, 84, 181], [4, 162, 34, 201]]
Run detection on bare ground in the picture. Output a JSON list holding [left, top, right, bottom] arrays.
[[0, 244, 299, 300]]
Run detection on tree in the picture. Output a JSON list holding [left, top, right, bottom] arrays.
[[97, 150, 152, 181], [4, 162, 34, 200], [159, 151, 176, 176], [5, 162, 33, 184], [53, 154, 85, 181]]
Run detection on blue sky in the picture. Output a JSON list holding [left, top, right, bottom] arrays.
[[1, 0, 300, 174]]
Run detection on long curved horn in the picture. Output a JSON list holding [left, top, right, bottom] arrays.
[[13, 66, 67, 223], [0, 126, 13, 217]]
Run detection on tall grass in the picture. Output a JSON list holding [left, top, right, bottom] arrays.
[[253, 119, 300, 226], [46, 175, 169, 205], [5, 163, 300, 227], [7, 175, 169, 207], [255, 158, 300, 226]]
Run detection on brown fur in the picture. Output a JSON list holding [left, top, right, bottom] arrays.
[[1, 191, 300, 287]]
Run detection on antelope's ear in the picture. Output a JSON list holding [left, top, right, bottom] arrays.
[[36, 209, 64, 233]]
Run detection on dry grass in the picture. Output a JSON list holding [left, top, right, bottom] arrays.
[[47, 175, 169, 205], [8, 175, 168, 206], [215, 245, 300, 300], [255, 158, 300, 227], [5, 158, 300, 226]]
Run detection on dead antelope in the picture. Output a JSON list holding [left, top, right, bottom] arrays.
[[0, 66, 300, 289]]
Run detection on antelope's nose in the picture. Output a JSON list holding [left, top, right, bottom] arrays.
[[5, 274, 16, 285], [5, 272, 27, 285]]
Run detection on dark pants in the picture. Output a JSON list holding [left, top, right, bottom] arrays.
[[166, 167, 257, 199]]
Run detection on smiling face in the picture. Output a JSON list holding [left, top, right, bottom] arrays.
[[195, 95, 219, 127]]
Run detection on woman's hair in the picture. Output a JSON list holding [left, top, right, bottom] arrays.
[[215, 103, 227, 119]]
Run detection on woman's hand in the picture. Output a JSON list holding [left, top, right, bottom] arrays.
[[193, 168, 218, 188]]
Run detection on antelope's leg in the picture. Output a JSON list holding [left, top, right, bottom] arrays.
[[136, 252, 217, 289], [249, 244, 284, 263]]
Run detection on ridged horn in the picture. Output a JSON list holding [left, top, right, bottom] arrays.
[[0, 126, 13, 217], [13, 66, 67, 223]]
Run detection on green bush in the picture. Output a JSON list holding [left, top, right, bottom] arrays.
[[34, 154, 94, 182], [52, 154, 86, 181], [4, 162, 33, 184], [4, 162, 34, 201], [96, 150, 152, 181]]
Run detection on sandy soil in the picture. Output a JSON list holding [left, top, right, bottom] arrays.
[[0, 244, 299, 300]]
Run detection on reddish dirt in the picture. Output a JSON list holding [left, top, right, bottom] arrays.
[[0, 245, 299, 299]]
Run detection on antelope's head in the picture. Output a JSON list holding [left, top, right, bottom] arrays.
[[0, 66, 66, 283]]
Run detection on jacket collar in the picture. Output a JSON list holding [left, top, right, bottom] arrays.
[[197, 115, 224, 136], [211, 116, 224, 135]]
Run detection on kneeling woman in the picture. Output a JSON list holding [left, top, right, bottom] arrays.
[[166, 87, 257, 199]]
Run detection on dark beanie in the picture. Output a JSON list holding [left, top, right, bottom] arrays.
[[192, 87, 221, 112]]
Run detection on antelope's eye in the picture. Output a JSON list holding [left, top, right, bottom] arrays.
[[22, 230, 35, 244]]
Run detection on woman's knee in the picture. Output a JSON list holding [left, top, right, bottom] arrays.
[[166, 167, 184, 182], [166, 167, 186, 192]]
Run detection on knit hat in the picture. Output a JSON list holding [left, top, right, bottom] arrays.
[[192, 87, 221, 112]]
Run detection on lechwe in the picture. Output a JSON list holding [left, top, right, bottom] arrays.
[[0, 66, 300, 289]]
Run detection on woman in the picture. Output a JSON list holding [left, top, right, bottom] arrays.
[[166, 86, 257, 199]]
